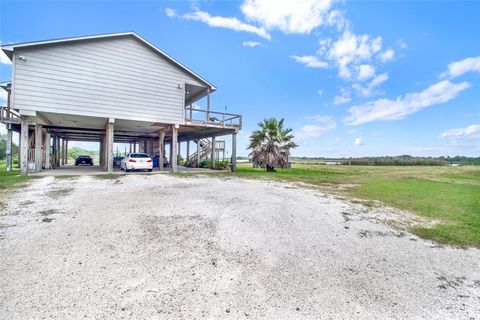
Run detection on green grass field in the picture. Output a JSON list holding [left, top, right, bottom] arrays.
[[228, 163, 480, 247], [0, 162, 34, 191]]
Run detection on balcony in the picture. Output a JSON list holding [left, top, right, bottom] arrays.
[[0, 106, 20, 124], [185, 105, 242, 129]]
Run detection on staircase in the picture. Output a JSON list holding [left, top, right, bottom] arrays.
[[188, 138, 225, 165]]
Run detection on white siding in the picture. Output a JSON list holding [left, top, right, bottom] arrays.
[[12, 36, 207, 124]]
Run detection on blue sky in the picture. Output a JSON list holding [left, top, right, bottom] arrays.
[[1, 0, 479, 157]]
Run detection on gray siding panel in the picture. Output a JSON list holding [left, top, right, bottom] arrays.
[[13, 36, 207, 124]]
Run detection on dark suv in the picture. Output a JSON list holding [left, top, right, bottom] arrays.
[[75, 155, 94, 166]]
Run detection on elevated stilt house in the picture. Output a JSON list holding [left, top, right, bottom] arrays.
[[0, 32, 241, 175]]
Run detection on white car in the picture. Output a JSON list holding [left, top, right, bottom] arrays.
[[121, 153, 153, 172]]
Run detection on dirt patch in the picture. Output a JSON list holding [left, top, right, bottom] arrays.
[[46, 187, 74, 198], [41, 217, 54, 223], [0, 201, 7, 212], [358, 229, 407, 238], [20, 200, 35, 206], [38, 209, 60, 216]]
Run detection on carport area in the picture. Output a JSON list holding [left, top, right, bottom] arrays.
[[3, 110, 239, 176]]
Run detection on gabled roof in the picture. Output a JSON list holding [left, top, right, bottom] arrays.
[[1, 32, 216, 91]]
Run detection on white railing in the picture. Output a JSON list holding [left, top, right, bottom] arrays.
[[0, 106, 20, 124], [185, 106, 242, 128]]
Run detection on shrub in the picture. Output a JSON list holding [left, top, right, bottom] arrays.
[[199, 159, 211, 168], [184, 159, 197, 168], [215, 160, 230, 170]]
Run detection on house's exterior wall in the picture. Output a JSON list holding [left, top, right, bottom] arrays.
[[12, 36, 206, 124]]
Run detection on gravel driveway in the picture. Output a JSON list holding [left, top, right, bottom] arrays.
[[0, 174, 479, 319]]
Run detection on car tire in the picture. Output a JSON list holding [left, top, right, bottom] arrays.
[[125, 168, 130, 172], [148, 169, 152, 172]]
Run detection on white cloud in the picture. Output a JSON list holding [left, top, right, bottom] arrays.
[[352, 72, 389, 96], [297, 114, 336, 139], [317, 89, 323, 95], [290, 55, 328, 68], [324, 30, 382, 80], [242, 41, 263, 47], [180, 10, 271, 40], [241, 0, 334, 34], [0, 49, 11, 65], [326, 9, 349, 31], [306, 115, 335, 123], [440, 124, 480, 139], [379, 48, 395, 63], [440, 56, 480, 79], [396, 39, 408, 49], [357, 64, 375, 81], [333, 88, 351, 105], [165, 8, 177, 18], [354, 137, 362, 145], [344, 80, 471, 125]]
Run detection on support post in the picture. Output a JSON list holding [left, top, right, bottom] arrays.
[[129, 143, 132, 154], [169, 142, 173, 169], [186, 140, 190, 160], [99, 138, 104, 167], [35, 124, 43, 172], [6, 124, 12, 171], [211, 136, 216, 169], [196, 139, 201, 167], [106, 119, 114, 173], [232, 131, 237, 172], [103, 133, 107, 169], [206, 90, 210, 124], [158, 130, 165, 171], [178, 141, 181, 158], [45, 131, 51, 169], [65, 140, 68, 164], [20, 117, 29, 176], [51, 135, 56, 168], [55, 137, 60, 167], [171, 125, 178, 172], [59, 138, 64, 166]]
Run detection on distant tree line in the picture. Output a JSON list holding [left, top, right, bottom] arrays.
[[67, 147, 98, 161], [290, 155, 480, 166]]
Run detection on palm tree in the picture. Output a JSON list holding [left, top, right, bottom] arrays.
[[248, 118, 298, 172]]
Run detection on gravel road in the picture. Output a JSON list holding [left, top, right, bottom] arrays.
[[0, 174, 479, 319]]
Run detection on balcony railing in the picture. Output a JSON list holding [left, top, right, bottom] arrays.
[[0, 106, 20, 124], [185, 106, 242, 129]]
